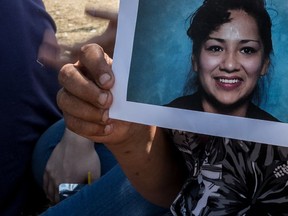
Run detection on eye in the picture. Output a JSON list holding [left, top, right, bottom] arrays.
[[207, 46, 223, 52], [241, 47, 257, 54]]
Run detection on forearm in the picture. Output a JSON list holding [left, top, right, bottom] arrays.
[[43, 127, 101, 203], [105, 126, 187, 208]]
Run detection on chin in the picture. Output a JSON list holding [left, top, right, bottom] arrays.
[[210, 95, 249, 111]]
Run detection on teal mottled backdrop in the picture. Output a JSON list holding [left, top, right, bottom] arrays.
[[127, 0, 288, 122]]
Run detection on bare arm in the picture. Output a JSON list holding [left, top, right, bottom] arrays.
[[106, 126, 187, 207], [44, 127, 100, 203]]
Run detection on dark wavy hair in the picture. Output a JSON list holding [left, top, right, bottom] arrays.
[[183, 0, 273, 105]]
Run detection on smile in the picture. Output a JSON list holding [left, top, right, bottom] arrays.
[[219, 78, 240, 84], [215, 77, 242, 90]]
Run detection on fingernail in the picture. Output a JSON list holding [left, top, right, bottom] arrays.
[[98, 93, 108, 105], [104, 124, 113, 134], [99, 73, 111, 85], [102, 110, 109, 122]]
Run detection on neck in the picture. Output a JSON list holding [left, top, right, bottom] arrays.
[[202, 98, 249, 117]]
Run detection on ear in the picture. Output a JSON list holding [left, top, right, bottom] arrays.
[[192, 55, 198, 72], [260, 58, 270, 76]]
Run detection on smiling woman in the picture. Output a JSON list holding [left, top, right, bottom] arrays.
[[183, 9, 271, 117], [126, 0, 287, 124]]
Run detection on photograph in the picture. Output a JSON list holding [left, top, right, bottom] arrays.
[[111, 0, 288, 146]]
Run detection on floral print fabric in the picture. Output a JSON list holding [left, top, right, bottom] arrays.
[[169, 130, 288, 216]]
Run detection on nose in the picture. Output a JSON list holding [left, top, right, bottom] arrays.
[[219, 52, 240, 73]]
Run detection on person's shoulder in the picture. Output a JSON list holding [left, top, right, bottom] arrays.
[[247, 103, 280, 122]]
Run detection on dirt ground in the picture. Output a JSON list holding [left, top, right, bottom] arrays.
[[43, 0, 119, 46]]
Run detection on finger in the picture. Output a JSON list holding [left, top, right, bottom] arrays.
[[85, 8, 118, 22], [58, 63, 113, 108], [57, 88, 109, 123], [48, 169, 60, 204], [78, 44, 115, 90], [43, 171, 49, 196], [43, 171, 55, 203], [54, 184, 60, 203], [47, 179, 56, 203], [63, 112, 113, 140]]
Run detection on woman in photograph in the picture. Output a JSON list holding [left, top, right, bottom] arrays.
[[57, 0, 288, 215]]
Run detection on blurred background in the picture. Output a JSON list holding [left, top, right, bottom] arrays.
[[43, 0, 118, 46]]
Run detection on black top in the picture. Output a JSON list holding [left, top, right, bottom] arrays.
[[168, 92, 279, 122]]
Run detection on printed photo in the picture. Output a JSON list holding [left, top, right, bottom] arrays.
[[111, 0, 288, 146]]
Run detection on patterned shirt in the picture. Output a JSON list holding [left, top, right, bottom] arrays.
[[168, 93, 288, 216]]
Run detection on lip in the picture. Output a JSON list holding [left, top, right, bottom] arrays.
[[214, 76, 243, 90]]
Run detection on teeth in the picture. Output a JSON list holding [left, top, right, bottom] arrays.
[[219, 78, 239, 84]]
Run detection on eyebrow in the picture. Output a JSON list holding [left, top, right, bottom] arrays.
[[207, 37, 261, 44]]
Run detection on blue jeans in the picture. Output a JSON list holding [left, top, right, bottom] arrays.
[[32, 119, 169, 216]]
